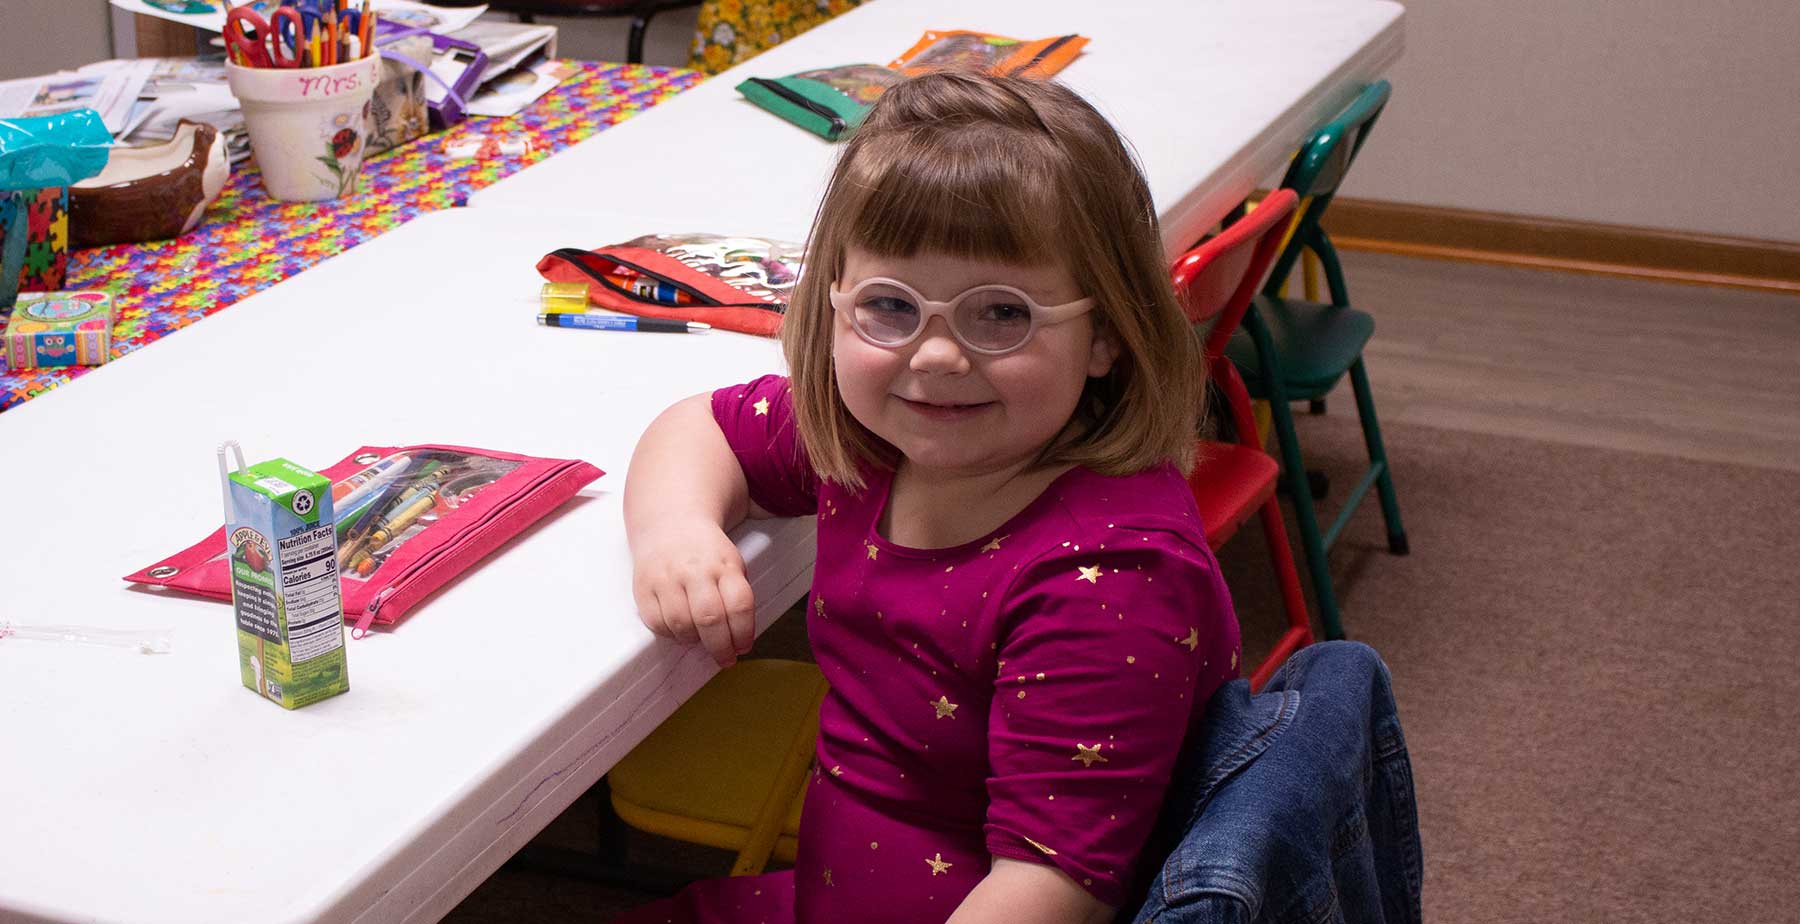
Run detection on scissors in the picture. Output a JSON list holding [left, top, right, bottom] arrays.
[[225, 4, 305, 68]]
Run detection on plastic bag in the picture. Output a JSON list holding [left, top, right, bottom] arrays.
[[0, 109, 112, 192]]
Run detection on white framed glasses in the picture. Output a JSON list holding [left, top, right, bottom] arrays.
[[829, 277, 1096, 356]]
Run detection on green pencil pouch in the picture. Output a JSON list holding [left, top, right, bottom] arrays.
[[736, 64, 904, 141]]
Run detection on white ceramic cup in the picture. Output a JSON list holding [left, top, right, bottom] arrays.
[[226, 56, 382, 202]]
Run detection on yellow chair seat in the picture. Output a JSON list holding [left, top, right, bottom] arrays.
[[608, 659, 825, 869]]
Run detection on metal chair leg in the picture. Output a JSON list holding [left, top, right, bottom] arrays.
[[1247, 494, 1314, 691], [1265, 389, 1346, 639], [1244, 309, 1347, 639], [1348, 357, 1408, 555], [626, 10, 655, 64]]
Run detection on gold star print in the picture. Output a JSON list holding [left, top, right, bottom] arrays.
[[926, 853, 953, 876], [1022, 837, 1059, 856], [823, 868, 835, 886], [1076, 565, 1102, 584], [830, 765, 843, 776], [1073, 743, 1109, 767], [753, 397, 770, 416], [866, 543, 880, 560], [932, 696, 959, 719], [1178, 627, 1199, 651], [981, 535, 1007, 553]]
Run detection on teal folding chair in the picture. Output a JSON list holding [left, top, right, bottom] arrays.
[[1225, 80, 1407, 641]]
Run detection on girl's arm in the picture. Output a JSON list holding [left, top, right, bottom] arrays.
[[946, 859, 1114, 924], [623, 393, 766, 667]]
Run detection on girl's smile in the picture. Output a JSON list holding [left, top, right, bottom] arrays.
[[833, 246, 1118, 482], [895, 395, 996, 420]]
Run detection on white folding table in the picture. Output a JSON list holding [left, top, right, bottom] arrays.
[[0, 208, 815, 924], [472, 0, 1406, 255]]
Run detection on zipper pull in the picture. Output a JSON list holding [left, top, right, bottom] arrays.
[[352, 586, 395, 638]]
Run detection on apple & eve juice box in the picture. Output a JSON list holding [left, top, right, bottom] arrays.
[[226, 457, 349, 708]]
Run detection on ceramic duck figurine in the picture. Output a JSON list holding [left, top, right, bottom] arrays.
[[69, 120, 229, 248]]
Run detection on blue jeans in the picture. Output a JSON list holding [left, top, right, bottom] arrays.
[[1129, 641, 1423, 924]]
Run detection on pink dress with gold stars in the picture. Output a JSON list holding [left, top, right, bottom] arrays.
[[616, 375, 1239, 924]]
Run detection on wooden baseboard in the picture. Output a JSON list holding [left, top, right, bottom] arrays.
[[1319, 197, 1800, 295]]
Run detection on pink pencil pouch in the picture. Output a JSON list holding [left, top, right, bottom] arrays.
[[126, 444, 603, 635]]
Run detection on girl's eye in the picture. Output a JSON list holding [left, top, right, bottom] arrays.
[[975, 302, 1031, 323], [859, 296, 917, 316]]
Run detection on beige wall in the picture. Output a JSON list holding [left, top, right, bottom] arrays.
[[542, 5, 700, 69], [0, 0, 112, 81], [1342, 0, 1800, 243], [6, 2, 1794, 243]]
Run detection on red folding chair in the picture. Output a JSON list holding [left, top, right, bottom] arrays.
[[1172, 189, 1312, 691]]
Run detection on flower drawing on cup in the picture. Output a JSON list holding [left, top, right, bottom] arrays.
[[316, 111, 363, 197]]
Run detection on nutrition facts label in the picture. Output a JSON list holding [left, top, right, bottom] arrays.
[[278, 526, 345, 663]]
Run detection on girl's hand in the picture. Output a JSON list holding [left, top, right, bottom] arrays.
[[631, 519, 758, 667]]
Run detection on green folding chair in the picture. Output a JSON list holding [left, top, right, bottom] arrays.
[[1225, 80, 1407, 640]]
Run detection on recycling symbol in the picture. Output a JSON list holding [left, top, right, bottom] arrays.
[[292, 489, 315, 516]]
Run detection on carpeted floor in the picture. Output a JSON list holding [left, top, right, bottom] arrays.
[[445, 406, 1800, 923], [1225, 413, 1800, 923]]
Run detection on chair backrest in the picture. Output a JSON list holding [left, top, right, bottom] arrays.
[[1265, 80, 1391, 295], [1171, 189, 1297, 448], [1171, 188, 1299, 360]]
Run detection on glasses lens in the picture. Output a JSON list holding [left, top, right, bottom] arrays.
[[953, 288, 1035, 352], [851, 283, 921, 344]]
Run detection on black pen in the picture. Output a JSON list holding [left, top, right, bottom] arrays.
[[537, 313, 711, 334]]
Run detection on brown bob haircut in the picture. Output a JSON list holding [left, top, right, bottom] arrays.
[[782, 71, 1204, 487]]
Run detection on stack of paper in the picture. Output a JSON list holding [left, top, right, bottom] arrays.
[[448, 19, 563, 117], [108, 0, 488, 35], [0, 60, 151, 134], [115, 58, 253, 166]]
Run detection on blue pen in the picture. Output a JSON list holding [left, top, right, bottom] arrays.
[[538, 313, 711, 334]]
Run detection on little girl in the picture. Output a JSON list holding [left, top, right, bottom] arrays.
[[620, 72, 1240, 924]]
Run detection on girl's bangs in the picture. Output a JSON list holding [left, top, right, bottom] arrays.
[[840, 127, 1065, 267]]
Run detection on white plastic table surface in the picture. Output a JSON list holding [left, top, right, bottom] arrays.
[[470, 0, 1406, 253], [0, 207, 816, 924]]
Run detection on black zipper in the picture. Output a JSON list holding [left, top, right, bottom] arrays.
[[747, 77, 847, 139], [546, 248, 717, 306], [1008, 34, 1077, 77], [547, 249, 786, 314]]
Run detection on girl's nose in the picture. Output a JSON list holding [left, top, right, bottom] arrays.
[[908, 316, 971, 375]]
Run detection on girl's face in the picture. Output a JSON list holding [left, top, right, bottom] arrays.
[[832, 245, 1119, 480]]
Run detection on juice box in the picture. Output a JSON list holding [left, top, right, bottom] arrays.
[[3, 290, 113, 371], [226, 457, 349, 709]]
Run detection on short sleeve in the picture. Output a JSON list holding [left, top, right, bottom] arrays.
[[983, 537, 1234, 907], [711, 374, 819, 517]]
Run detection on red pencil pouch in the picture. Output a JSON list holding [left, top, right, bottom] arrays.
[[536, 233, 805, 338], [125, 444, 603, 635]]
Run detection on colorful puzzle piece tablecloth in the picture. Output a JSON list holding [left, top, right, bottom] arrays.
[[0, 62, 703, 413]]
